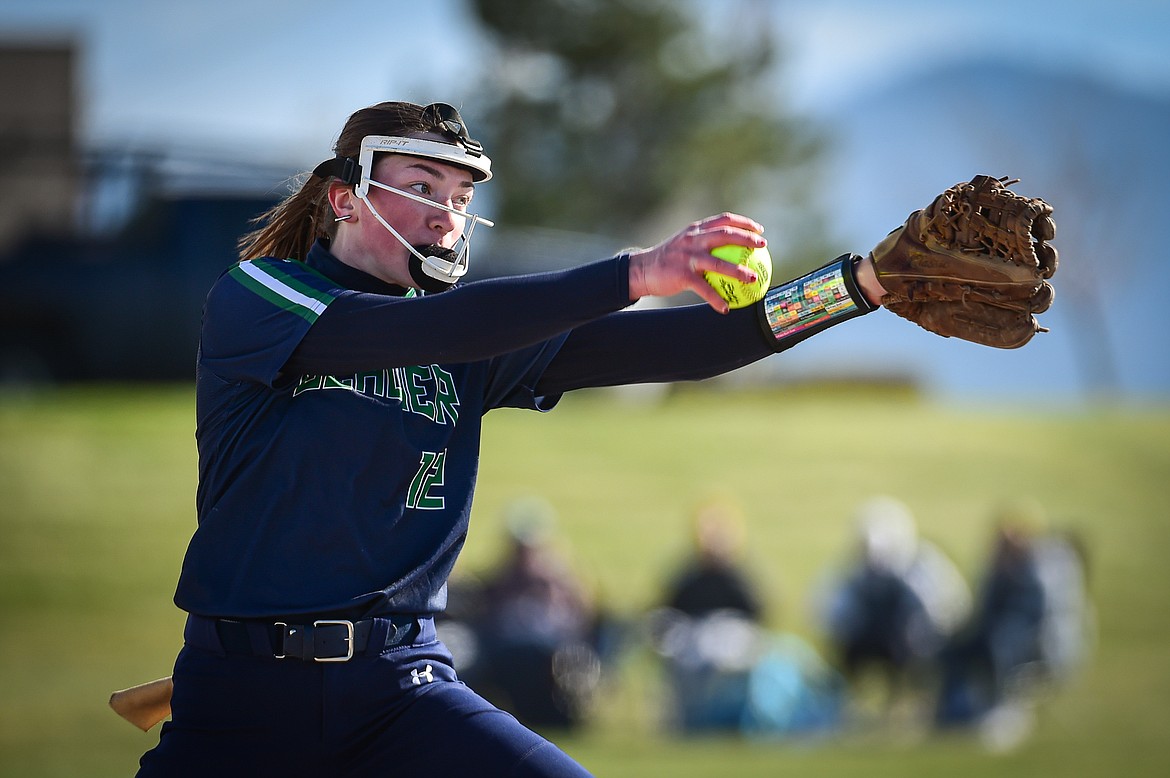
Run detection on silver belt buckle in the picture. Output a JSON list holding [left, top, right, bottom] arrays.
[[274, 621, 288, 659], [313, 619, 355, 662]]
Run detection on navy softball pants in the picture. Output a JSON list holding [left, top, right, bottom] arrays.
[[136, 615, 593, 777]]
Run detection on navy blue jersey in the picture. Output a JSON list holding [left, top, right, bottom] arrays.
[[176, 240, 787, 621]]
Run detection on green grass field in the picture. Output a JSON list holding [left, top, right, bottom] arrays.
[[1, 384, 1168, 777]]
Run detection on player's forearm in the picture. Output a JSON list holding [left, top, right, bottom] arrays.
[[539, 253, 882, 394], [536, 305, 772, 394], [754, 254, 880, 352], [287, 255, 633, 375]]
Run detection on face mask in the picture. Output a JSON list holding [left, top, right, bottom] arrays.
[[357, 175, 494, 293], [312, 104, 495, 292]]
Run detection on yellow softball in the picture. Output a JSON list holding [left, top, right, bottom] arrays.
[[704, 244, 772, 309]]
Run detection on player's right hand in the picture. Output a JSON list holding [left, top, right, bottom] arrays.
[[626, 212, 767, 314]]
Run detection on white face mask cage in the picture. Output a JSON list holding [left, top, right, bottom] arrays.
[[358, 177, 494, 286], [352, 135, 495, 287]]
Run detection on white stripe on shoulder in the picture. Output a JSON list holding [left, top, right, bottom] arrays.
[[238, 260, 330, 316]]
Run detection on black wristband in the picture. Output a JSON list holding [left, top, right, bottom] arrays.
[[755, 253, 878, 352]]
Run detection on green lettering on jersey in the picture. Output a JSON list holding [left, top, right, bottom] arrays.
[[293, 375, 325, 396], [404, 366, 434, 419], [432, 366, 459, 425], [292, 365, 459, 426]]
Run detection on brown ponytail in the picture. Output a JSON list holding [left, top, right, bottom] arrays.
[[236, 101, 432, 262]]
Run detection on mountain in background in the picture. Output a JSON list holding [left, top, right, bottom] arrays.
[[744, 59, 1170, 404]]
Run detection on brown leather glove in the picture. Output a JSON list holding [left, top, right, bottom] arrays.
[[870, 175, 1057, 348]]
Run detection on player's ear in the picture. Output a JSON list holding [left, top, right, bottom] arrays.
[[328, 181, 357, 223]]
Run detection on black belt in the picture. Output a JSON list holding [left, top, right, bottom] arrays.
[[190, 615, 421, 663]]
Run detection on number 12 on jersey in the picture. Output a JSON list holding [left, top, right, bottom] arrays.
[[406, 450, 446, 510]]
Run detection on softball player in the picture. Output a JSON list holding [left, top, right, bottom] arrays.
[[137, 100, 886, 776]]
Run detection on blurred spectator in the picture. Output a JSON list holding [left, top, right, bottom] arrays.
[[1034, 527, 1094, 683], [663, 497, 764, 622], [934, 501, 1093, 749], [441, 496, 601, 730], [481, 497, 596, 647], [813, 496, 971, 722], [649, 498, 843, 737]]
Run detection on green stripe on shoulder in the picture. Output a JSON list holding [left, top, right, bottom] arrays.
[[229, 258, 339, 324]]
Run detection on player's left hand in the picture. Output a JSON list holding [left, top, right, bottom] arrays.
[[870, 175, 1057, 348], [627, 213, 767, 313]]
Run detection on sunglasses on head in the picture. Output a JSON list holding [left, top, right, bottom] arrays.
[[420, 103, 485, 157], [313, 103, 492, 185]]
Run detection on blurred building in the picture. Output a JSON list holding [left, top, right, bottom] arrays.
[[0, 39, 292, 382], [0, 40, 80, 253]]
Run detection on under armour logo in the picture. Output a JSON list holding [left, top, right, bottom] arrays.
[[411, 664, 434, 685]]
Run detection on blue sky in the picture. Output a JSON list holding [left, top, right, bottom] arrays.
[[1, 0, 1167, 165], [775, 0, 1170, 109]]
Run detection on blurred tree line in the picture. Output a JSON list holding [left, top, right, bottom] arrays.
[[464, 0, 835, 273]]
